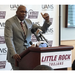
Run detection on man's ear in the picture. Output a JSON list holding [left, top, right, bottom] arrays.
[[16, 11, 17, 15], [16, 10, 18, 15]]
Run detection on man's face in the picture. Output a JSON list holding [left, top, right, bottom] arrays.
[[16, 6, 27, 21]]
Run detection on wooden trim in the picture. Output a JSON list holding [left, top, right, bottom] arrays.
[[28, 45, 74, 52], [61, 40, 75, 42]]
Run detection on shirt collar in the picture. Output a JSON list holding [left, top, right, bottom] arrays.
[[16, 16, 24, 23]]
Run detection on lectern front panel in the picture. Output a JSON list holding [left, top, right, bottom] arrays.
[[19, 52, 40, 70]]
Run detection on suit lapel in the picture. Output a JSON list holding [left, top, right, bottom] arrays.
[[24, 20, 28, 29], [13, 15, 25, 38], [24, 19, 32, 38], [24, 19, 32, 29]]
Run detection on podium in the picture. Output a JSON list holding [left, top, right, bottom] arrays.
[[18, 45, 73, 70]]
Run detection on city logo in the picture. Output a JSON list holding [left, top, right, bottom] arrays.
[[0, 48, 7, 54], [33, 22, 40, 26], [48, 40, 53, 47], [0, 11, 6, 19], [50, 18, 53, 24], [0, 61, 6, 69], [0, 36, 5, 44], [0, 44, 7, 55], [28, 9, 39, 19], [10, 5, 20, 10], [31, 34, 37, 42], [46, 28, 54, 35], [42, 4, 54, 11], [0, 22, 5, 29]]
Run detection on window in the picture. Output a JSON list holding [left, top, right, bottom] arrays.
[[65, 5, 75, 28]]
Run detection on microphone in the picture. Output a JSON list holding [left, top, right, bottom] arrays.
[[24, 40, 34, 48], [29, 41, 33, 45], [31, 29, 40, 41], [35, 29, 48, 43], [24, 40, 28, 49], [24, 40, 28, 46], [31, 28, 49, 47], [31, 28, 48, 43]]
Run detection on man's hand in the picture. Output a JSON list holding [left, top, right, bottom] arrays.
[[13, 54, 21, 62], [41, 13, 50, 22], [31, 44, 36, 47]]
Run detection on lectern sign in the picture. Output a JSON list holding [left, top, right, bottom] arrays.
[[41, 51, 72, 69]]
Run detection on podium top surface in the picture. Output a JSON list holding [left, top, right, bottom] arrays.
[[19, 45, 74, 57], [28, 45, 73, 52]]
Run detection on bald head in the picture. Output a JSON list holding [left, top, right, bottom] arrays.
[[17, 5, 27, 11], [16, 5, 27, 21]]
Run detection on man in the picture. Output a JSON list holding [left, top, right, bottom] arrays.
[[4, 5, 51, 70]]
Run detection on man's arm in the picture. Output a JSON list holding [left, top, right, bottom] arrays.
[[32, 13, 51, 33], [4, 20, 21, 61], [41, 13, 51, 33], [4, 20, 16, 57]]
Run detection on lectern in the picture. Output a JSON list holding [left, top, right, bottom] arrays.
[[17, 45, 73, 70]]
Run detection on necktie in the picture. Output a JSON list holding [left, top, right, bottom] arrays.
[[20, 22, 26, 39]]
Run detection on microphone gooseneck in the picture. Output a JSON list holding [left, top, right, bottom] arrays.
[[31, 29, 40, 41], [31, 28, 48, 43]]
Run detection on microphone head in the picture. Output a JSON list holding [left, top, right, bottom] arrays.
[[24, 40, 27, 42], [31, 29, 36, 33], [29, 41, 33, 45]]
